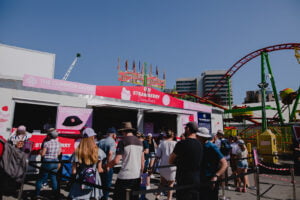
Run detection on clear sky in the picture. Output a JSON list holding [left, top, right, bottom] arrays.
[[0, 0, 299, 104]]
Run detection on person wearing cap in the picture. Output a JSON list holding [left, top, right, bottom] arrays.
[[8, 125, 31, 149], [35, 128, 61, 199], [107, 122, 144, 200], [169, 121, 203, 200], [196, 127, 227, 200], [98, 127, 117, 200], [235, 140, 248, 192], [68, 127, 106, 200]]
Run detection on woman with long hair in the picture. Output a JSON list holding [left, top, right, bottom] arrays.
[[69, 128, 106, 200]]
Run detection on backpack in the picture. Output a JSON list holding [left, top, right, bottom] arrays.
[[78, 164, 96, 190], [0, 139, 28, 183], [220, 139, 232, 156]]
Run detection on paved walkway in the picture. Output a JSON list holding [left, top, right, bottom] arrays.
[[2, 171, 300, 200]]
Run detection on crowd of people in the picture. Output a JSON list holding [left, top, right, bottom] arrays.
[[0, 122, 252, 200]]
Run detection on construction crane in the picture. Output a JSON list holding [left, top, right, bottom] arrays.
[[62, 53, 81, 81]]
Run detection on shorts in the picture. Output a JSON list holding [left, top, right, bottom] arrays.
[[238, 160, 248, 169]]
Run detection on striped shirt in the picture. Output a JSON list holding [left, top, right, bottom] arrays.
[[43, 139, 61, 160]]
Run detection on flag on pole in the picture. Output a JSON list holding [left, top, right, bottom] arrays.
[[149, 64, 152, 76], [163, 71, 166, 80], [117, 57, 120, 71], [138, 61, 141, 72], [156, 66, 159, 76], [133, 60, 136, 72], [141, 63, 144, 74], [125, 60, 128, 71]]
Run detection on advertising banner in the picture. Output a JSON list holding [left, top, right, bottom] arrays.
[[23, 74, 96, 95], [29, 134, 75, 155], [56, 106, 93, 134], [96, 86, 184, 108], [211, 112, 223, 135], [118, 71, 166, 89], [198, 112, 211, 132]]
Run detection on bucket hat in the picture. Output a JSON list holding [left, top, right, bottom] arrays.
[[196, 127, 211, 138], [118, 122, 136, 132]]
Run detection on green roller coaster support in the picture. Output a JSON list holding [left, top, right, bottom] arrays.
[[263, 52, 284, 125], [290, 86, 300, 122], [260, 53, 268, 132]]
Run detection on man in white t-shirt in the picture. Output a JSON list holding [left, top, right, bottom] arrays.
[[107, 122, 144, 200]]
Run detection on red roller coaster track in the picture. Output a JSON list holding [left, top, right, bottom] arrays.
[[204, 43, 300, 97]]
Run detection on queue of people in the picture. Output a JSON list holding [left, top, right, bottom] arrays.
[[0, 121, 251, 200]]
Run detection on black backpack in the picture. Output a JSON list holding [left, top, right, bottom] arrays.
[[220, 139, 232, 156], [0, 139, 28, 183]]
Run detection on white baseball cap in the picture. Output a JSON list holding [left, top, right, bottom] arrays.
[[82, 128, 97, 138]]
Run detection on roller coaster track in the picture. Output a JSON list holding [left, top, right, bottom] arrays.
[[204, 43, 300, 97], [169, 92, 260, 125]]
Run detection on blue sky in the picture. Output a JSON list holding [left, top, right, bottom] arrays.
[[0, 0, 299, 104]]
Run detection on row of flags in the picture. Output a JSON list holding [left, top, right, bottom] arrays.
[[117, 58, 166, 79]]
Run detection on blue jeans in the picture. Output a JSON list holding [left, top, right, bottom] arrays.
[[35, 159, 59, 196], [100, 168, 114, 200]]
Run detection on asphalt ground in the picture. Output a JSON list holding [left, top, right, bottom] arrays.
[[2, 169, 300, 200]]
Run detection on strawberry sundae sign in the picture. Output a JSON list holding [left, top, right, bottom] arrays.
[[96, 86, 183, 108]]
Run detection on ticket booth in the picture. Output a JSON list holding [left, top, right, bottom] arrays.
[[258, 129, 279, 164]]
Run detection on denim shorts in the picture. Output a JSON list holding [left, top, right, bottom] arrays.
[[238, 160, 248, 169]]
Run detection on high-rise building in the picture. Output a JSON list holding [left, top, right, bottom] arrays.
[[200, 70, 233, 106], [175, 78, 198, 95], [244, 90, 275, 103]]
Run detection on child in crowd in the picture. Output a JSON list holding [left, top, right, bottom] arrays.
[[139, 169, 149, 200]]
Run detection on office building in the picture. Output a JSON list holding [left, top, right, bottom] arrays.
[[244, 90, 275, 103], [176, 78, 198, 95], [201, 70, 233, 106]]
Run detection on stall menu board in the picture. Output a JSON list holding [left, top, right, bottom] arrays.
[[198, 113, 211, 133]]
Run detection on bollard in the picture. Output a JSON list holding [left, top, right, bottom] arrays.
[[125, 188, 132, 200], [255, 166, 260, 200], [290, 164, 296, 200]]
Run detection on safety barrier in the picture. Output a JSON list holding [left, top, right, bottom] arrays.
[[22, 150, 297, 200]]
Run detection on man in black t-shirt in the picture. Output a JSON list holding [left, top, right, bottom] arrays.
[[169, 122, 203, 200]]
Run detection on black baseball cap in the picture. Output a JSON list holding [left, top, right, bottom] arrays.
[[185, 122, 199, 133]]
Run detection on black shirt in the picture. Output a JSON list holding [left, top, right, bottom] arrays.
[[173, 138, 203, 172]]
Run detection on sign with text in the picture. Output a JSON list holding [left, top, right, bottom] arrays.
[[118, 71, 166, 89], [198, 112, 211, 132], [29, 134, 75, 155], [23, 74, 96, 95], [96, 86, 183, 108]]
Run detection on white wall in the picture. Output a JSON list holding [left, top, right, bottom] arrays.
[[0, 87, 87, 138], [0, 43, 55, 79]]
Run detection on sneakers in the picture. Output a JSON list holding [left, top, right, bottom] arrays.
[[225, 186, 233, 190]]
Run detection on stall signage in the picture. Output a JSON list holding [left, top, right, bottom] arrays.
[[23, 74, 96, 95], [198, 112, 211, 132], [29, 134, 75, 154], [96, 86, 184, 108], [56, 106, 93, 134]]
